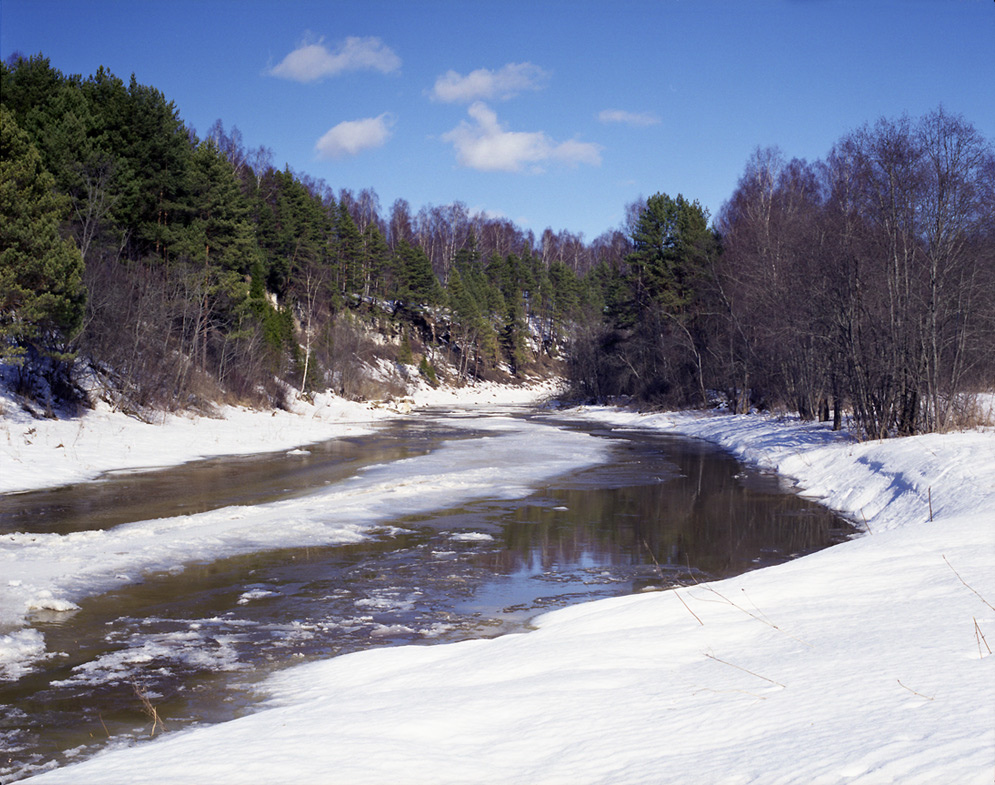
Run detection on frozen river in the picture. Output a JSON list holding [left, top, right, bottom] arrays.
[[0, 407, 850, 782]]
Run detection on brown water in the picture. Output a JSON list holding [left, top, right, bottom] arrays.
[[0, 420, 457, 536], [0, 411, 851, 783]]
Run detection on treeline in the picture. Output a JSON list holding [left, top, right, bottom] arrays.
[[569, 110, 995, 437], [1, 55, 611, 413], [3, 54, 993, 437]]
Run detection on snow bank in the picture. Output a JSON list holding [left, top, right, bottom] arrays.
[[568, 407, 995, 533], [0, 378, 561, 495], [0, 392, 377, 495], [23, 407, 995, 784]]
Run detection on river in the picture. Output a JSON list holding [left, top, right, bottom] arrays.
[[0, 407, 851, 782]]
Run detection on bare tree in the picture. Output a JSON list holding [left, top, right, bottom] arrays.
[[354, 187, 383, 235], [388, 198, 414, 251], [69, 153, 117, 263], [917, 108, 995, 429], [590, 229, 631, 272], [205, 119, 247, 178]]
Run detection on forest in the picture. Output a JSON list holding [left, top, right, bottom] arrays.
[[2, 53, 993, 438]]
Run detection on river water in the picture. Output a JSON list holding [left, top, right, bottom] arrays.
[[0, 409, 851, 782]]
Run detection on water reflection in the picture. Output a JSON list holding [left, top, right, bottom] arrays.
[[458, 426, 848, 614], [0, 413, 852, 783], [479, 428, 843, 575]]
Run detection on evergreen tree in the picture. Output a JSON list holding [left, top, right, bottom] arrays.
[[0, 54, 67, 161], [361, 222, 391, 299], [486, 253, 531, 372], [626, 192, 713, 316], [251, 168, 329, 298], [548, 260, 581, 322], [178, 138, 258, 273], [169, 139, 259, 371], [335, 202, 363, 296], [500, 298, 529, 373], [0, 107, 86, 362], [445, 268, 482, 377], [119, 74, 192, 260], [395, 239, 441, 305]]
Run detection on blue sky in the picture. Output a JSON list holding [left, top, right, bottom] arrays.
[[3, 0, 993, 241]]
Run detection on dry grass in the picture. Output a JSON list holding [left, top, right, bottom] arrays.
[[943, 392, 995, 431], [704, 651, 786, 689], [943, 554, 995, 613], [942, 554, 994, 660], [131, 680, 166, 737]]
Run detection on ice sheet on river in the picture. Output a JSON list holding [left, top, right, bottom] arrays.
[[0, 414, 610, 677]]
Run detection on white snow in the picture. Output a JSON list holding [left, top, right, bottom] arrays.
[[448, 531, 495, 542], [0, 379, 594, 676], [24, 590, 80, 613], [236, 589, 278, 605], [4, 388, 994, 783], [0, 627, 47, 681], [49, 629, 244, 689], [0, 378, 562, 494]]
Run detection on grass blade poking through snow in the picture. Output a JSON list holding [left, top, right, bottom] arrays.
[[704, 651, 786, 689], [642, 537, 703, 626], [943, 554, 995, 612]]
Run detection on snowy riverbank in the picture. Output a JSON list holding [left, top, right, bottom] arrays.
[[0, 377, 562, 495], [5, 391, 994, 784], [0, 378, 577, 676]]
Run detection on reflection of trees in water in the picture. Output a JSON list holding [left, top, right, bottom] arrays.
[[477, 437, 847, 579]]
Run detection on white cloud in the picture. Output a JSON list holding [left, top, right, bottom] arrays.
[[551, 138, 603, 167], [270, 36, 401, 82], [431, 62, 549, 103], [441, 102, 601, 173], [597, 109, 661, 127], [315, 114, 394, 159]]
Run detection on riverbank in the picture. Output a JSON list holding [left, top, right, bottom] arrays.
[[7, 392, 995, 783], [0, 378, 582, 680], [0, 377, 561, 495]]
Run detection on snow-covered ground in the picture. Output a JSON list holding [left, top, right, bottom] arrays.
[[0, 375, 561, 495], [4, 387, 993, 784], [0, 378, 581, 676]]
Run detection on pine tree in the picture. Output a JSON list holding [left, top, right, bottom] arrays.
[[0, 107, 86, 363], [626, 192, 713, 316], [170, 139, 258, 371], [335, 202, 363, 296], [396, 240, 441, 305], [361, 222, 391, 299]]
